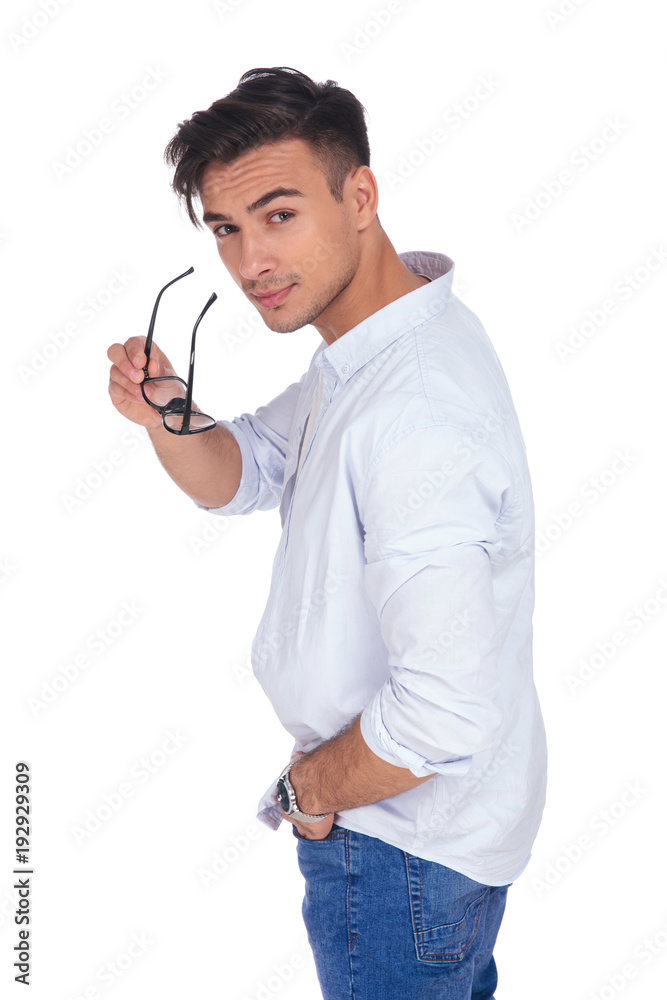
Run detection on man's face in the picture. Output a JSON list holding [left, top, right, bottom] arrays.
[[199, 139, 360, 335]]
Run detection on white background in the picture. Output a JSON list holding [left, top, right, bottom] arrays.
[[2, 0, 666, 997]]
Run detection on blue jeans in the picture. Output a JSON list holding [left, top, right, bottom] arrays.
[[292, 823, 509, 1000]]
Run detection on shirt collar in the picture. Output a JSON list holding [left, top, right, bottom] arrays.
[[315, 251, 455, 384]]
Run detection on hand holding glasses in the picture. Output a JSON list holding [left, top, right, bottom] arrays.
[[141, 266, 218, 435]]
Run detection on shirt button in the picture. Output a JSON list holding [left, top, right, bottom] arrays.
[[341, 364, 350, 374]]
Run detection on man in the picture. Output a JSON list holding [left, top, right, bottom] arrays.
[[108, 66, 547, 999]]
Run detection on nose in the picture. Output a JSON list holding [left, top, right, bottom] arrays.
[[238, 234, 278, 283]]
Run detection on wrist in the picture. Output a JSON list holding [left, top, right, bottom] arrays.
[[277, 760, 330, 822], [290, 759, 316, 815]]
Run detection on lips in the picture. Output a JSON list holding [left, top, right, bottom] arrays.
[[253, 284, 295, 308]]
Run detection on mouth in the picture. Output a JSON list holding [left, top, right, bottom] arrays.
[[252, 284, 295, 308]]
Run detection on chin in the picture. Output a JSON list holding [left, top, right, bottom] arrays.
[[263, 316, 309, 334], [260, 300, 322, 334]]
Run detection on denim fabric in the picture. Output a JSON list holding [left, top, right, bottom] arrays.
[[293, 823, 509, 1000]]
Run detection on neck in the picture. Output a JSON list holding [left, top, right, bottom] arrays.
[[313, 226, 429, 346]]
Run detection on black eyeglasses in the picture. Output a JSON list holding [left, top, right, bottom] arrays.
[[141, 266, 218, 435]]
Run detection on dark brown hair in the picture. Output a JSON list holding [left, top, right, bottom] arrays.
[[164, 66, 371, 228]]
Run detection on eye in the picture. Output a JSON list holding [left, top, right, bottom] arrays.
[[214, 224, 238, 241], [270, 211, 294, 223]]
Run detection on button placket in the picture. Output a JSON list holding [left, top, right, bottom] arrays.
[[282, 371, 336, 555]]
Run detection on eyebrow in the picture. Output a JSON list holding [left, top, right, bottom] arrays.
[[202, 187, 304, 225]]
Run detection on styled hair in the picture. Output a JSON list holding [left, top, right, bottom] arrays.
[[164, 66, 371, 228]]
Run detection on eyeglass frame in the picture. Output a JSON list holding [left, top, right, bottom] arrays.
[[141, 266, 218, 435]]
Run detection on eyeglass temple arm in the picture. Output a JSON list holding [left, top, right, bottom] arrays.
[[181, 292, 218, 433], [143, 266, 195, 376]]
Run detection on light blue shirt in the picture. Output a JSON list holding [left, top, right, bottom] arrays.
[[202, 251, 547, 886]]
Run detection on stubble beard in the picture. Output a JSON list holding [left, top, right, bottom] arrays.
[[259, 241, 360, 335]]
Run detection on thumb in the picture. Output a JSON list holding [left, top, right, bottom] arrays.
[[138, 342, 176, 380]]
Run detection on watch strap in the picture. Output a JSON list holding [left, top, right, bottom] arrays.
[[277, 760, 331, 823]]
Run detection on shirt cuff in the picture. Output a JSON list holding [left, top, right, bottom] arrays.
[[256, 740, 301, 831], [193, 419, 259, 516], [360, 696, 471, 779], [257, 775, 283, 831]]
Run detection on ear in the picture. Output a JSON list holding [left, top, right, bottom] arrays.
[[348, 164, 379, 233]]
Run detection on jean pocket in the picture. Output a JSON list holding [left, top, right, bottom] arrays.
[[291, 822, 347, 842], [404, 853, 490, 963]]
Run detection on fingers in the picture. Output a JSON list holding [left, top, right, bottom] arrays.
[[108, 362, 143, 403], [107, 338, 147, 385], [107, 336, 178, 429], [123, 335, 150, 370], [292, 813, 334, 840], [108, 336, 175, 384], [108, 377, 136, 408]]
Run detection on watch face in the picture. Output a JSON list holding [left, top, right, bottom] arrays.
[[276, 779, 291, 813]]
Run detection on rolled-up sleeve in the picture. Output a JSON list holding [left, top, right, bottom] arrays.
[[196, 373, 306, 517], [358, 423, 518, 777]]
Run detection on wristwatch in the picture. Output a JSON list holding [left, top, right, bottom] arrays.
[[276, 760, 331, 823]]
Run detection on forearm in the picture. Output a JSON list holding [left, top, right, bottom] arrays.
[[289, 714, 435, 815], [147, 420, 242, 508]]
